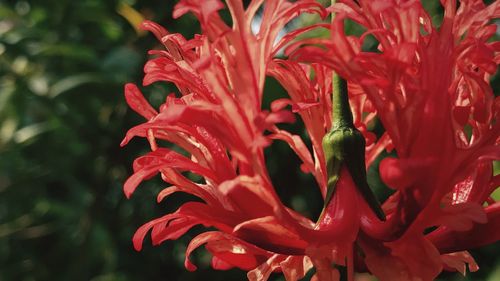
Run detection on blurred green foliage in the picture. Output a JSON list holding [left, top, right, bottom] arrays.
[[0, 1, 498, 281], [0, 1, 227, 280]]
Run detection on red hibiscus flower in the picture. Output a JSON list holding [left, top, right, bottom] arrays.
[[295, 0, 500, 280], [122, 0, 500, 280]]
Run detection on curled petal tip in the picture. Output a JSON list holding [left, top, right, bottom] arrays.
[[184, 259, 198, 272], [120, 137, 128, 147]]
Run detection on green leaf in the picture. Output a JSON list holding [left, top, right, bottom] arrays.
[[49, 73, 105, 98]]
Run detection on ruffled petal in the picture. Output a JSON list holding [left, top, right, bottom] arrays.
[[247, 254, 283, 281], [123, 148, 218, 198], [363, 235, 442, 281], [441, 251, 479, 275], [185, 231, 272, 272]]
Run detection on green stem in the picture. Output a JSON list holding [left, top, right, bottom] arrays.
[[331, 0, 337, 14], [330, 0, 353, 130], [331, 75, 353, 129]]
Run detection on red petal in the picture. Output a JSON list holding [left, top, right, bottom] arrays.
[[206, 242, 270, 271], [270, 98, 292, 112], [453, 105, 471, 126], [280, 256, 313, 281], [247, 254, 283, 281], [429, 202, 500, 253], [156, 186, 180, 202], [218, 176, 276, 218], [141, 20, 169, 41], [132, 213, 178, 251], [185, 231, 271, 272], [379, 157, 436, 190], [123, 162, 163, 198], [437, 203, 487, 232], [233, 216, 307, 255], [124, 148, 218, 198], [152, 217, 199, 246], [305, 167, 360, 243], [184, 232, 217, 271], [269, 130, 315, 174], [124, 83, 158, 120], [173, 0, 225, 24], [441, 251, 479, 275], [364, 235, 442, 281], [210, 256, 234, 270], [264, 110, 296, 126]]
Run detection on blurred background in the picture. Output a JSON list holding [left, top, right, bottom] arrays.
[[0, 1, 498, 280]]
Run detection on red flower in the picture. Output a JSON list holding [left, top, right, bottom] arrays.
[[294, 0, 500, 280], [122, 0, 500, 280]]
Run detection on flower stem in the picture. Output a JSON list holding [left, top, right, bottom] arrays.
[[331, 75, 354, 130], [330, 0, 353, 130]]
